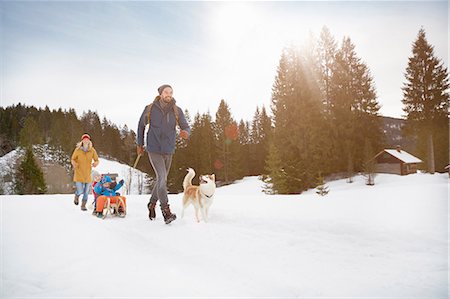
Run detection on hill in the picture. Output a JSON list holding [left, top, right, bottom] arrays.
[[1, 172, 447, 297], [0, 145, 150, 195], [381, 116, 416, 151]]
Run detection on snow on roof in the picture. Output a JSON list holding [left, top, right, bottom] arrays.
[[384, 149, 423, 164]]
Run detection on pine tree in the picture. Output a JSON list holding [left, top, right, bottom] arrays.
[[249, 107, 262, 175], [330, 37, 382, 174], [121, 125, 137, 165], [238, 119, 251, 177], [19, 117, 43, 148], [363, 139, 376, 185], [214, 99, 238, 184], [38, 106, 52, 143], [249, 106, 273, 176], [317, 26, 338, 116], [258, 106, 273, 175], [199, 112, 216, 174], [50, 108, 71, 153], [66, 109, 83, 151], [315, 172, 329, 196], [267, 46, 324, 193], [16, 147, 47, 194], [263, 143, 288, 194], [402, 28, 449, 173]]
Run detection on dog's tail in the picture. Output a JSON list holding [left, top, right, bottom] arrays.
[[183, 168, 195, 191]]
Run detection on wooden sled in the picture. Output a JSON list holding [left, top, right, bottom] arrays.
[[100, 196, 127, 219]]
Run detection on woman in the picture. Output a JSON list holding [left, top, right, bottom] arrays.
[[71, 133, 99, 211]]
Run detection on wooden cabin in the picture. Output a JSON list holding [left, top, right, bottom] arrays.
[[373, 147, 422, 176]]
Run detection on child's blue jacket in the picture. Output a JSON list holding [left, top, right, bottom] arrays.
[[94, 180, 123, 197]]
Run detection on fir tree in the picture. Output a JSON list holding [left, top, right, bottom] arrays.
[[38, 106, 52, 143], [363, 139, 376, 185], [238, 119, 251, 177], [330, 37, 382, 174], [214, 99, 238, 183], [268, 46, 324, 193], [317, 26, 338, 116], [19, 117, 43, 148], [198, 112, 216, 175], [16, 147, 47, 194], [50, 108, 72, 153], [402, 28, 449, 173], [258, 106, 273, 175], [249, 106, 272, 176], [249, 107, 262, 175], [264, 143, 288, 194], [315, 172, 329, 196]]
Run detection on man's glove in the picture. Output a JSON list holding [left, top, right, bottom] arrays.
[[137, 145, 145, 155], [119, 179, 124, 185], [179, 130, 189, 139]]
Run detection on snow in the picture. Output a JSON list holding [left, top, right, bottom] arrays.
[[1, 172, 448, 298], [0, 148, 23, 195], [384, 149, 423, 164]]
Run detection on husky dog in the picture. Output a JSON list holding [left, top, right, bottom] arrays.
[[181, 168, 216, 222]]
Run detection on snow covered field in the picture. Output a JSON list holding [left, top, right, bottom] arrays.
[[1, 173, 448, 298]]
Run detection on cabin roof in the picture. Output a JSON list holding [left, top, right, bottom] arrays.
[[375, 149, 422, 164]]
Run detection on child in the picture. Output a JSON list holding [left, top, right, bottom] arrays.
[[91, 170, 102, 215], [94, 175, 127, 217]]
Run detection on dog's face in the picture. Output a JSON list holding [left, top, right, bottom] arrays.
[[199, 174, 215, 185]]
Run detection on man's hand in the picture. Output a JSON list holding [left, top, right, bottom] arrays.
[[92, 161, 99, 167], [137, 145, 145, 156], [179, 130, 189, 139]]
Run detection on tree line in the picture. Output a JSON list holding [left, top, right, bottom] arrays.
[[0, 27, 447, 195], [0, 100, 272, 193], [265, 27, 448, 194]]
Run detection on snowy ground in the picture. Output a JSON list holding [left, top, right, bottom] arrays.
[[1, 173, 448, 298]]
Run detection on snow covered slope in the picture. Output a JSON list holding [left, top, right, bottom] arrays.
[[1, 173, 448, 297], [0, 148, 23, 194], [0, 147, 150, 195]]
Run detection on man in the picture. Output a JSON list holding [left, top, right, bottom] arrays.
[[137, 84, 190, 224]]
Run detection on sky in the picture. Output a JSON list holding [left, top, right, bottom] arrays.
[[0, 1, 448, 131]]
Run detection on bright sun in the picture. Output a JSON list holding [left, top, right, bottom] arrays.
[[211, 2, 260, 47]]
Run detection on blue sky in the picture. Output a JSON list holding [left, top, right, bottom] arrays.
[[1, 1, 448, 130]]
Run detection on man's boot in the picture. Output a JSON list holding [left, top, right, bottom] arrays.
[[81, 200, 87, 211], [74, 194, 79, 205], [148, 202, 157, 220], [161, 204, 176, 224]]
